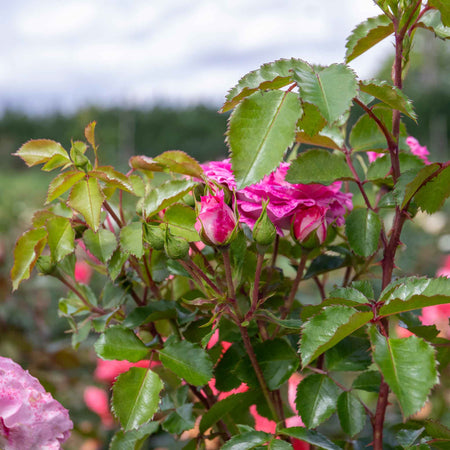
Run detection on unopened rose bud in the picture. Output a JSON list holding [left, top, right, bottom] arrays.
[[143, 223, 165, 250], [253, 201, 276, 247], [36, 255, 57, 275], [164, 230, 189, 260], [195, 191, 237, 246], [292, 205, 327, 245]]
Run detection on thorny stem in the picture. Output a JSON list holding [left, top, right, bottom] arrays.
[[344, 148, 373, 210]]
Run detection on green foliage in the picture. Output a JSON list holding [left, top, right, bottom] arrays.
[[337, 391, 366, 437], [227, 90, 301, 189], [345, 208, 382, 257], [110, 422, 159, 450]]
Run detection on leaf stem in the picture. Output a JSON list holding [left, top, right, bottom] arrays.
[[246, 252, 265, 320], [222, 248, 235, 300]]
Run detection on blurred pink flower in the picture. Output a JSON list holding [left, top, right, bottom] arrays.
[[406, 136, 430, 164], [367, 151, 383, 163], [74, 261, 93, 284], [83, 386, 114, 428], [94, 359, 154, 385], [195, 191, 237, 246], [0, 356, 72, 450], [437, 255, 450, 278]]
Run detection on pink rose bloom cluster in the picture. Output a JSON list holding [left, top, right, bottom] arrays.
[[200, 159, 352, 244], [0, 356, 72, 450], [367, 136, 430, 164]]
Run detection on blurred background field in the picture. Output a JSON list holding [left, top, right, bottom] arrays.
[[0, 9, 449, 449]]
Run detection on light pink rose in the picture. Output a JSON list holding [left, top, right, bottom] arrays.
[[195, 190, 237, 246], [292, 205, 328, 244], [74, 261, 93, 284], [0, 356, 72, 450], [406, 136, 430, 164], [367, 151, 383, 163]]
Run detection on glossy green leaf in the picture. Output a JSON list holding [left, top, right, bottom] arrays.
[[154, 150, 203, 178], [359, 80, 416, 120], [83, 228, 117, 263], [300, 306, 372, 367], [325, 335, 371, 371], [286, 149, 353, 185], [110, 422, 159, 450], [120, 222, 144, 258], [352, 370, 381, 392], [41, 153, 71, 171], [11, 228, 47, 291], [235, 338, 299, 390], [163, 404, 195, 434], [163, 204, 199, 241], [345, 208, 381, 257], [295, 132, 342, 150], [268, 440, 293, 450], [46, 170, 85, 203], [366, 153, 425, 183], [221, 58, 310, 112], [345, 15, 394, 62], [430, 0, 450, 26], [91, 165, 134, 193], [414, 165, 450, 214], [45, 215, 75, 262], [337, 391, 366, 437], [228, 90, 301, 189], [122, 301, 178, 328], [222, 431, 270, 450], [142, 179, 196, 218], [14, 139, 69, 168], [422, 420, 450, 448], [279, 427, 341, 450], [112, 367, 163, 431], [295, 374, 340, 428], [396, 427, 425, 448], [297, 102, 327, 136], [328, 285, 370, 303], [95, 326, 149, 362], [159, 339, 213, 386], [293, 63, 357, 124], [304, 254, 346, 279], [68, 176, 105, 231], [369, 328, 438, 418], [108, 247, 129, 280], [199, 391, 257, 434], [419, 9, 450, 39]]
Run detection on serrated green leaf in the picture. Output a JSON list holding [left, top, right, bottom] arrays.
[[112, 367, 163, 431], [430, 0, 450, 26], [95, 326, 149, 362], [222, 431, 270, 450], [293, 63, 357, 124], [414, 165, 450, 214], [45, 215, 75, 262], [369, 328, 438, 418], [359, 80, 416, 120], [304, 254, 346, 279], [352, 370, 381, 392], [279, 427, 341, 450], [14, 139, 69, 168], [11, 228, 47, 291], [91, 166, 134, 193], [159, 340, 213, 386], [235, 338, 299, 390], [46, 171, 85, 204], [300, 306, 372, 367], [295, 374, 340, 428], [154, 150, 203, 178], [68, 176, 105, 231], [297, 102, 327, 136], [366, 153, 425, 183], [286, 149, 353, 185], [142, 179, 196, 218], [120, 222, 144, 258], [396, 427, 425, 448], [41, 153, 71, 171], [345, 208, 381, 257], [83, 228, 117, 263], [328, 286, 369, 303], [295, 132, 342, 150], [110, 422, 159, 450], [221, 58, 310, 113], [108, 247, 129, 281], [337, 391, 366, 437], [163, 204, 199, 241], [199, 391, 257, 434], [345, 15, 394, 62], [228, 90, 301, 189], [122, 301, 178, 328], [325, 335, 371, 371], [163, 404, 195, 434], [418, 9, 450, 39]]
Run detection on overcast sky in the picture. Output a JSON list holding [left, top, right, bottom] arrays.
[[0, 0, 391, 114]]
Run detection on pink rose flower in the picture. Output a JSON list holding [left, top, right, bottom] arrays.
[[367, 151, 383, 163], [83, 386, 115, 428], [292, 205, 328, 244], [195, 190, 237, 246], [94, 359, 153, 385], [0, 356, 73, 450], [406, 136, 430, 164], [201, 159, 236, 191], [74, 261, 93, 284]]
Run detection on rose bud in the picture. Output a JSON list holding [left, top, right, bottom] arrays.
[[143, 223, 165, 250], [292, 205, 328, 245], [195, 191, 237, 246], [253, 201, 276, 247], [164, 229, 190, 260]]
